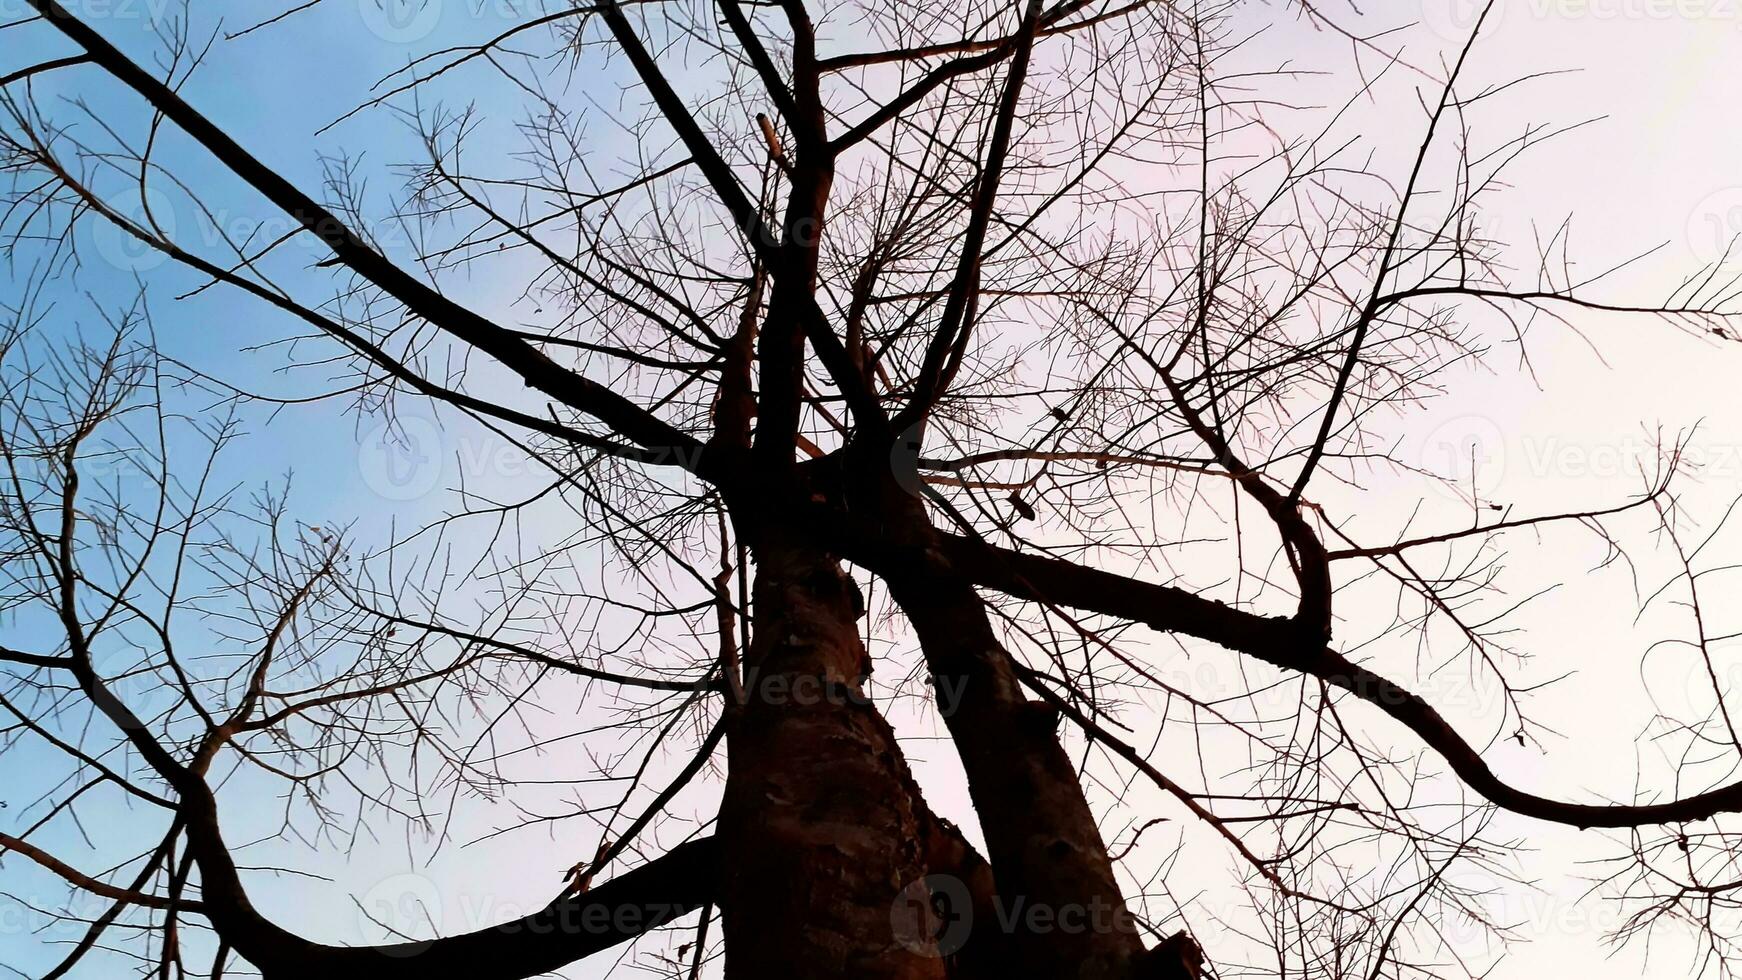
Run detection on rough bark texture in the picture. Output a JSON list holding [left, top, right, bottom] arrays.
[[717, 535, 947, 979], [771, 454, 1158, 980]]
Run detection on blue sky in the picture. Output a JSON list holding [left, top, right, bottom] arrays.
[[7, 1, 1742, 977], [0, 2, 659, 974]]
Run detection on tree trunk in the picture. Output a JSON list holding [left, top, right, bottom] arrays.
[[825, 457, 1147, 979], [889, 566, 1148, 979], [717, 534, 947, 979]]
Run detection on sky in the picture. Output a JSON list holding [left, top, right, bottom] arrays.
[[4, 0, 1742, 977]]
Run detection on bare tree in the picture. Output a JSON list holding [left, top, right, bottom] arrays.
[[5, 1, 1742, 977]]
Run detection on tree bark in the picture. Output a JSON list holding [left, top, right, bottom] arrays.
[[888, 564, 1147, 979], [717, 533, 948, 979], [805, 451, 1156, 979]]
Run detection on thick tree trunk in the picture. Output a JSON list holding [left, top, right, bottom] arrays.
[[820, 456, 1145, 979], [717, 535, 947, 979], [889, 566, 1148, 979]]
